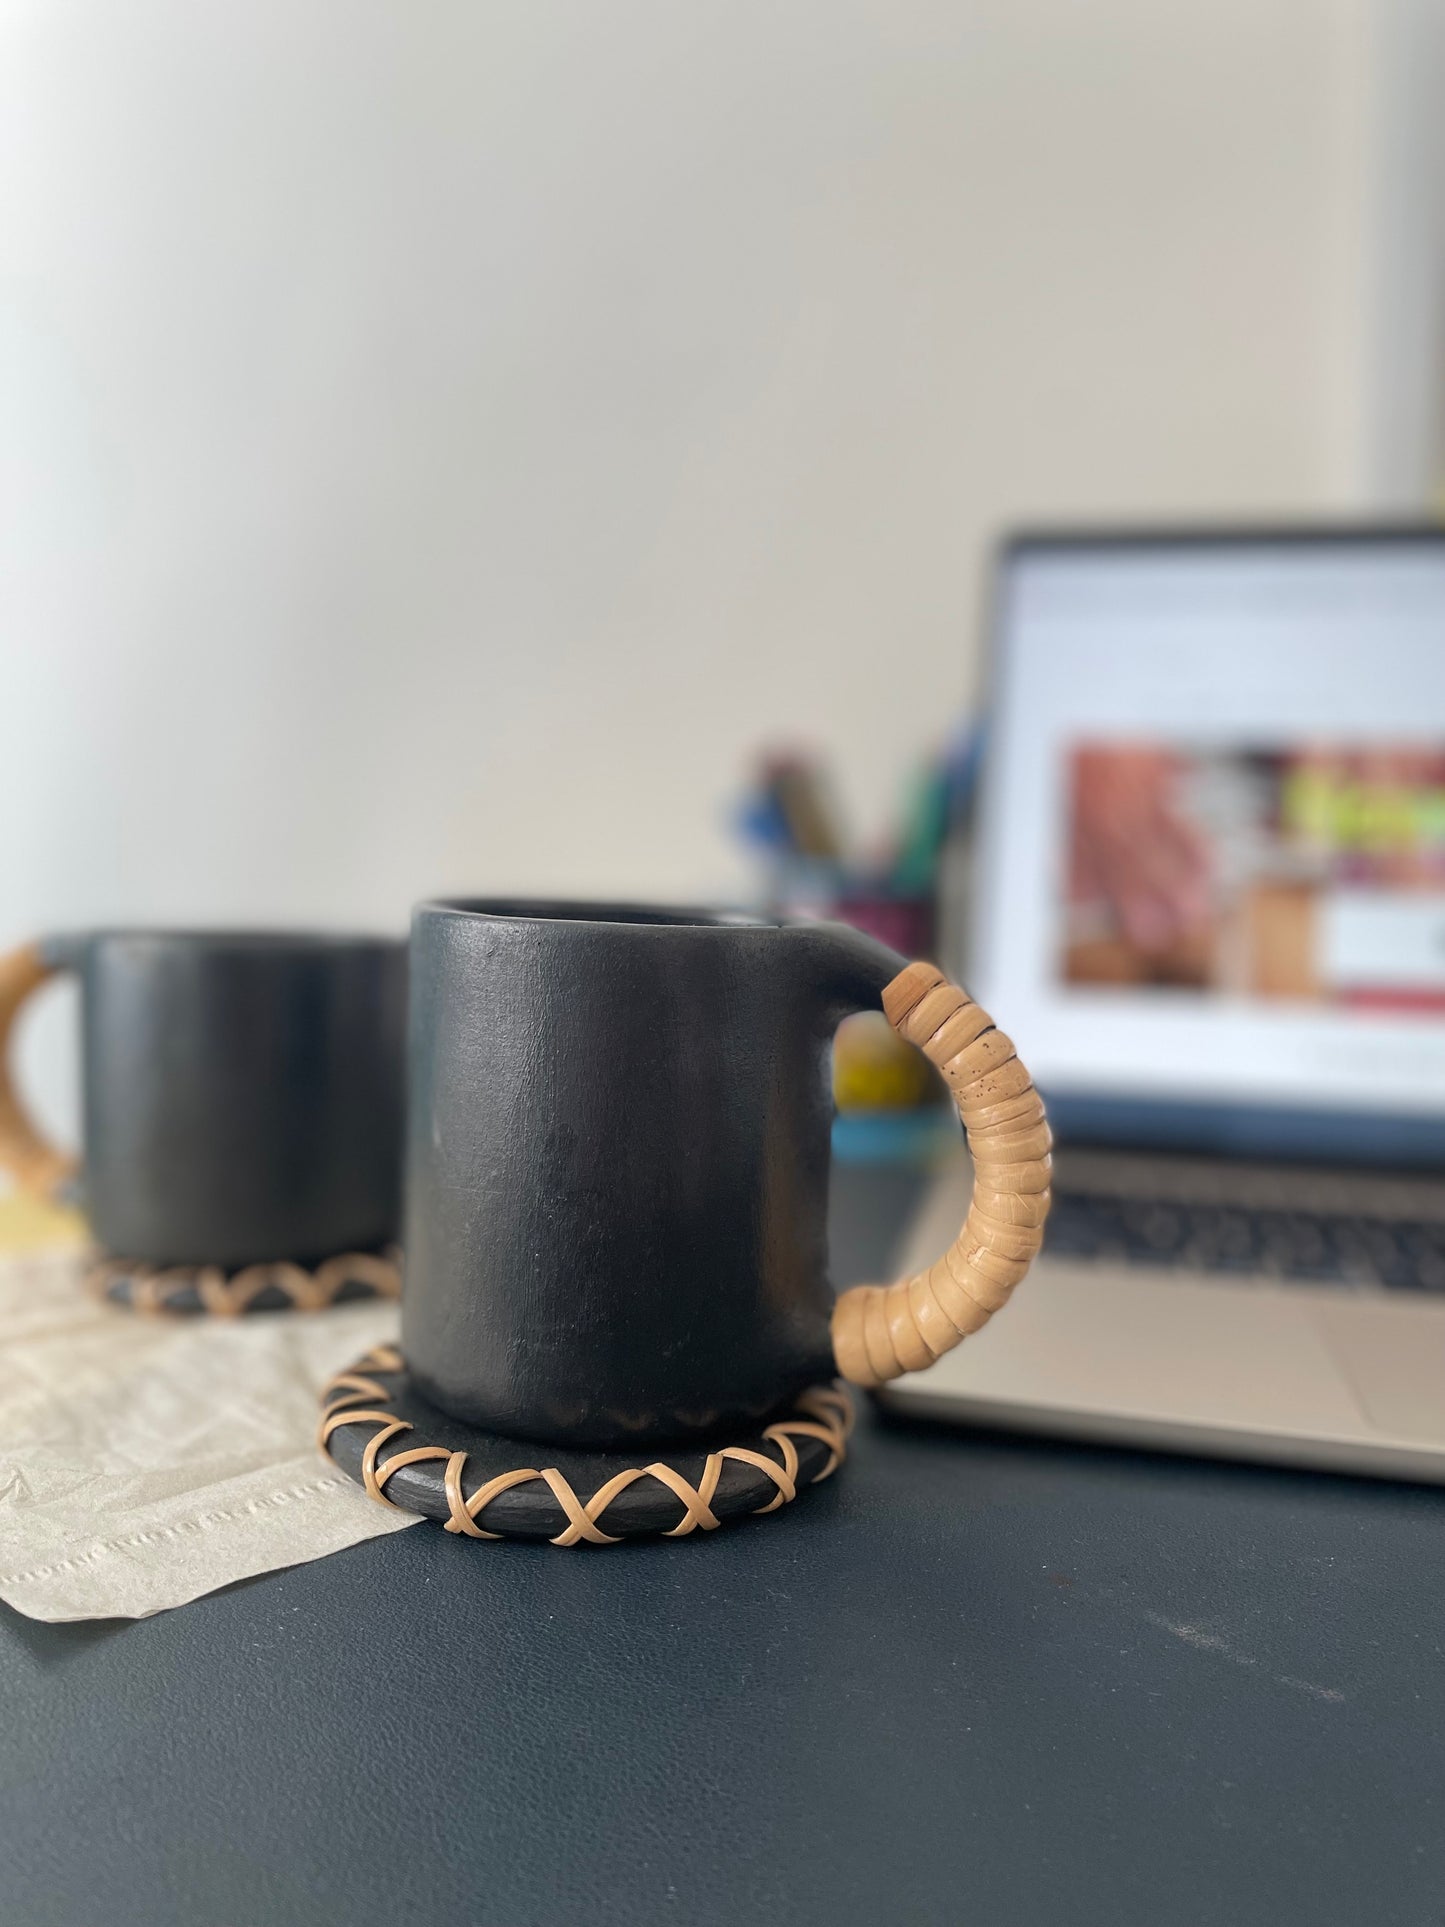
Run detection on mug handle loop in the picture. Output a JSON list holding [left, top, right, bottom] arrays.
[[0, 942, 76, 1201], [832, 960, 1051, 1387]]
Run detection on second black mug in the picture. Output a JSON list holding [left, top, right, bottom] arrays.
[[0, 929, 407, 1273]]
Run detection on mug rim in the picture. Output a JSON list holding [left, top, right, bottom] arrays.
[[417, 897, 784, 931]]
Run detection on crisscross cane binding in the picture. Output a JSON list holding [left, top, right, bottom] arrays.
[[91, 1248, 402, 1316], [319, 1347, 854, 1547]]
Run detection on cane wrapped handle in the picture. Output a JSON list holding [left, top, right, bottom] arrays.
[[831, 960, 1050, 1387], [0, 942, 76, 1201]]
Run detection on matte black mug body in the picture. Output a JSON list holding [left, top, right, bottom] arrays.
[[55, 930, 407, 1267], [402, 900, 903, 1448]]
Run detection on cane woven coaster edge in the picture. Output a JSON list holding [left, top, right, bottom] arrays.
[[92, 1248, 402, 1317], [319, 1347, 854, 1546]]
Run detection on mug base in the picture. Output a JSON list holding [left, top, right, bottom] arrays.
[[318, 1346, 853, 1545], [90, 1247, 402, 1316]]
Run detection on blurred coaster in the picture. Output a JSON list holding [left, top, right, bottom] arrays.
[[318, 1347, 853, 1545], [92, 1248, 402, 1316]]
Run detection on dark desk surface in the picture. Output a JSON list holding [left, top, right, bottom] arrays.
[[4, 1169, 1444, 1927]]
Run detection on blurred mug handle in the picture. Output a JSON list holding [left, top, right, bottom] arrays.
[[0, 941, 77, 1201]]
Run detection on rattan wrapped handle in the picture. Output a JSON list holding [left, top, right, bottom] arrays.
[[0, 941, 76, 1201], [831, 960, 1050, 1387]]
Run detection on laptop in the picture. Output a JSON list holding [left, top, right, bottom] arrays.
[[879, 529, 1445, 1481]]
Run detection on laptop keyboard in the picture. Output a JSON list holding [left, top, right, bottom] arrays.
[[1044, 1188, 1445, 1292]]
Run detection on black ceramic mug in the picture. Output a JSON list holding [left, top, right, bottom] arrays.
[[0, 931, 407, 1283], [402, 900, 1052, 1450]]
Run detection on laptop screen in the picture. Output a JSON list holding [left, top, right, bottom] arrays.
[[972, 533, 1445, 1153]]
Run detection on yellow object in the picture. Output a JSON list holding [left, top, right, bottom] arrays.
[[832, 1011, 936, 1112], [0, 1188, 88, 1255]]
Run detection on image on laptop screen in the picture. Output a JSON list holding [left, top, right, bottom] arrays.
[[973, 535, 1445, 1140], [1061, 742, 1445, 1011]]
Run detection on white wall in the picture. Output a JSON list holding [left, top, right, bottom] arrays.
[[0, 0, 1384, 1126], [1365, 0, 1445, 506]]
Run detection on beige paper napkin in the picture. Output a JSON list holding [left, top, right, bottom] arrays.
[[0, 1248, 418, 1622]]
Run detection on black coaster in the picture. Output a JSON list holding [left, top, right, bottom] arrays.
[[319, 1348, 853, 1545], [92, 1249, 402, 1316]]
